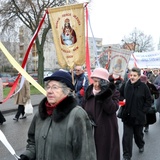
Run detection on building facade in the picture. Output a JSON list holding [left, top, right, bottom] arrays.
[[1, 24, 123, 73]]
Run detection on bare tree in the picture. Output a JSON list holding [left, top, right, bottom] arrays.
[[0, 0, 76, 85], [122, 28, 154, 52]]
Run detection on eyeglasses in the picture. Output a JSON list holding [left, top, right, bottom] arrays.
[[45, 85, 65, 91], [75, 69, 80, 72]]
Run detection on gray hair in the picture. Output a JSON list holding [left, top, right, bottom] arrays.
[[45, 80, 71, 95], [131, 67, 141, 76], [59, 82, 71, 95]]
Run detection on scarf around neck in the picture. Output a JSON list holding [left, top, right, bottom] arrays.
[[45, 96, 67, 115], [92, 88, 101, 95]]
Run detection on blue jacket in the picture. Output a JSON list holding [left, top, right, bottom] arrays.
[[75, 73, 89, 106]]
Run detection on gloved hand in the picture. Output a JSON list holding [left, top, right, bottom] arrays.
[[96, 82, 116, 100], [99, 79, 109, 91], [80, 87, 85, 96], [18, 155, 29, 160]]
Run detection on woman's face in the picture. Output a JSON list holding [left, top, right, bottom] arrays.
[[130, 71, 140, 84], [45, 80, 66, 105], [92, 78, 101, 90]]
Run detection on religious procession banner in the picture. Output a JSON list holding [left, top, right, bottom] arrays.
[[129, 51, 160, 68], [108, 48, 132, 79], [48, 3, 85, 69]]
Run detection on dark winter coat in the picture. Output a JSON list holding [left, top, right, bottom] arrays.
[[153, 75, 160, 113], [119, 79, 152, 126], [75, 73, 89, 106], [145, 81, 159, 125], [22, 96, 96, 160], [147, 81, 159, 100], [109, 74, 123, 90], [83, 83, 120, 160], [149, 74, 158, 83]]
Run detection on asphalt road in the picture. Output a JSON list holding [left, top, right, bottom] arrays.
[[0, 108, 37, 160], [0, 108, 160, 160], [119, 114, 160, 160]]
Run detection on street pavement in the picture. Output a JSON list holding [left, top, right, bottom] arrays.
[[1, 95, 160, 160], [0, 94, 45, 114], [118, 115, 160, 160]]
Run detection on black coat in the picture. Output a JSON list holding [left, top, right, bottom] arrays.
[[119, 79, 152, 125], [109, 74, 123, 90], [145, 82, 159, 125]]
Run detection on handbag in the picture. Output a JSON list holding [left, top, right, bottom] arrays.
[[146, 96, 157, 124], [148, 96, 157, 114], [25, 99, 33, 116], [146, 112, 156, 124], [148, 106, 156, 114], [117, 106, 125, 118]]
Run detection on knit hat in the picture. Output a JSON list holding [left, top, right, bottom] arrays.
[[44, 70, 74, 90], [140, 75, 148, 83], [90, 68, 109, 81]]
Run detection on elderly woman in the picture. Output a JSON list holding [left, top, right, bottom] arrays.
[[83, 68, 120, 160], [19, 70, 96, 160]]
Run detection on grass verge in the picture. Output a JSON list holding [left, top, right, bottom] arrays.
[[3, 85, 42, 98]]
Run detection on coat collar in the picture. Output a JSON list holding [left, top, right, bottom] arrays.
[[85, 83, 116, 100], [39, 95, 77, 122]]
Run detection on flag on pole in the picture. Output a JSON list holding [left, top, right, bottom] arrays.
[[48, 3, 85, 69]]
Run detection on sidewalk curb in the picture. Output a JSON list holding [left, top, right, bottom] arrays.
[[2, 104, 38, 115]]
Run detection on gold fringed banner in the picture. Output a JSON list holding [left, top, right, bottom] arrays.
[[0, 42, 46, 96], [48, 3, 85, 69]]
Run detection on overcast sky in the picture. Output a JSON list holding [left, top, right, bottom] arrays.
[[78, 0, 160, 50]]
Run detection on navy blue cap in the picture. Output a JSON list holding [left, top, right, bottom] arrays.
[[44, 70, 74, 90]]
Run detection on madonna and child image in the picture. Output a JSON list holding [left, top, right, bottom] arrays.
[[60, 18, 77, 46]]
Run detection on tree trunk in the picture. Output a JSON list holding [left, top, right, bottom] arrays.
[[36, 40, 44, 86]]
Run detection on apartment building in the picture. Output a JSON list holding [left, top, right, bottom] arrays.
[[1, 24, 121, 72]]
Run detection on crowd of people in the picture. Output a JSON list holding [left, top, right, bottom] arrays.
[[1, 66, 160, 160]]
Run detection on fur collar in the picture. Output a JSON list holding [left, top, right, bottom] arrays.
[[85, 83, 116, 100], [39, 96, 77, 122]]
